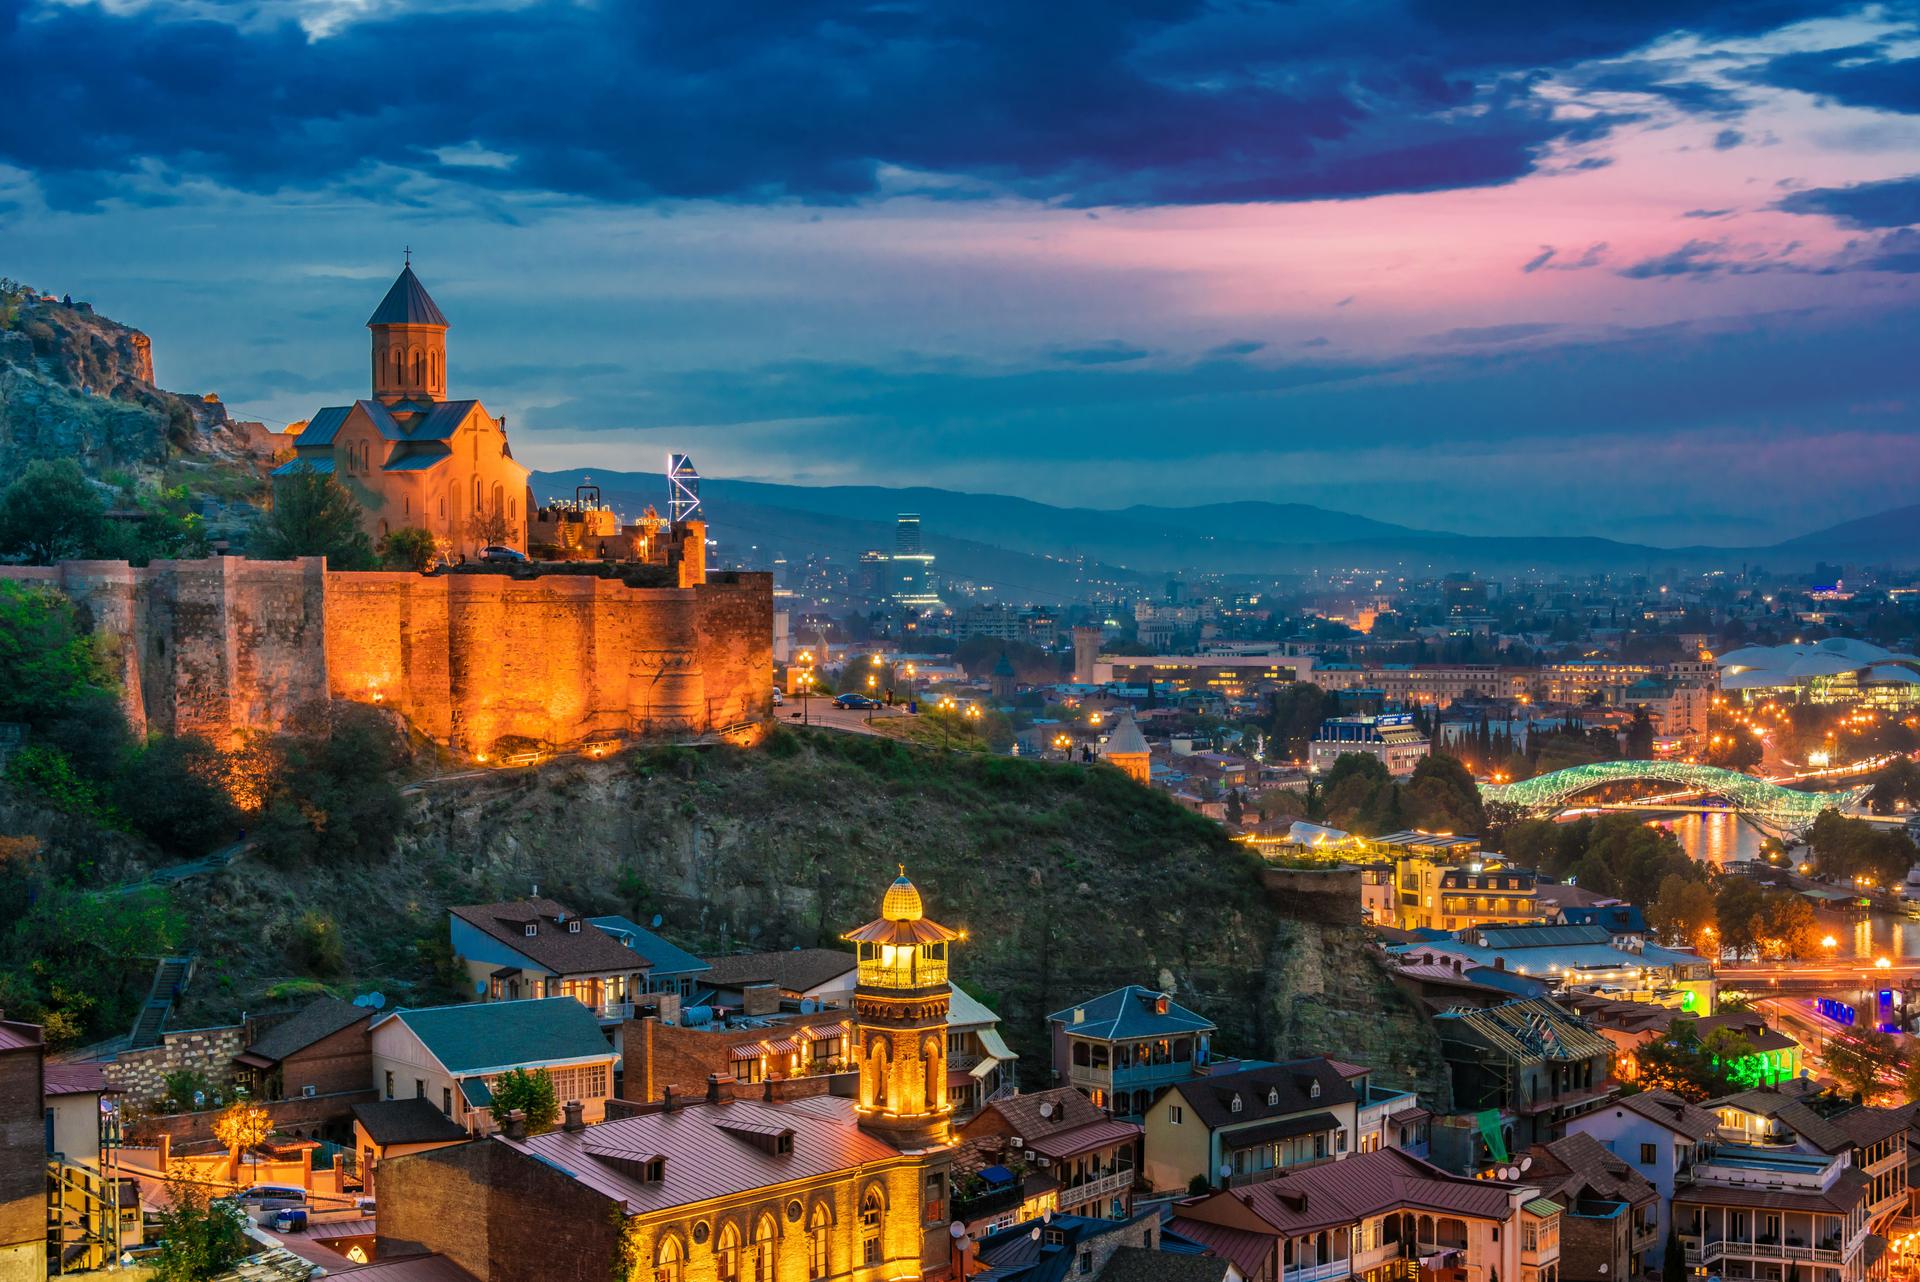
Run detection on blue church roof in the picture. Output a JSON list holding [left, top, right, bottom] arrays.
[[367, 264, 449, 327]]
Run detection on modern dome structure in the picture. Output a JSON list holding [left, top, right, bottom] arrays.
[[1715, 637, 1920, 703]]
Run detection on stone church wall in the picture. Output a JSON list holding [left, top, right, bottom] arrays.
[[0, 558, 771, 754]]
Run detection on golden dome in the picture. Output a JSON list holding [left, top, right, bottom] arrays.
[[882, 867, 924, 921]]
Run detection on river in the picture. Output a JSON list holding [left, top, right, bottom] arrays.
[[1652, 812, 1920, 961]]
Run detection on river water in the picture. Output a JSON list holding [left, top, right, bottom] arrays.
[[1658, 811, 1920, 961]]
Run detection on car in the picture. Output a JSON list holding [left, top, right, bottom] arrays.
[[771, 687, 785, 706], [480, 544, 528, 563], [833, 693, 876, 709]]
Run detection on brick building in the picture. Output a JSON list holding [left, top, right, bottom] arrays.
[[233, 996, 373, 1109], [0, 1018, 45, 1282], [961, 1086, 1142, 1220]]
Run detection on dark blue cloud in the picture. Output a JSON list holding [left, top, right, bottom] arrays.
[[1206, 340, 1268, 358], [1683, 208, 1736, 219], [0, 0, 1856, 210], [1747, 42, 1920, 115], [1713, 127, 1746, 149], [1052, 341, 1153, 365], [1777, 174, 1920, 228], [1431, 322, 1564, 344], [1521, 242, 1608, 272]]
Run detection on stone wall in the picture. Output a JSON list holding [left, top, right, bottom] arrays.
[[100, 1023, 246, 1108], [128, 1088, 376, 1147], [0, 558, 772, 755], [1258, 866, 1366, 926]]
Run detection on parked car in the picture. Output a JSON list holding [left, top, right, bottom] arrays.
[[833, 693, 876, 709], [232, 1185, 306, 1212], [771, 687, 785, 706], [480, 544, 528, 563]]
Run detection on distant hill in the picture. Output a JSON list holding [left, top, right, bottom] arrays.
[[535, 467, 1920, 583]]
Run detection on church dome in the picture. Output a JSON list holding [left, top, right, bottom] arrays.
[[367, 263, 449, 328], [882, 870, 924, 921]]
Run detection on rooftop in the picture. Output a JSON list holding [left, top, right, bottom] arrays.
[[1048, 985, 1215, 1041], [376, 997, 614, 1076], [247, 997, 371, 1064], [352, 1098, 471, 1147], [367, 264, 449, 328], [450, 898, 645, 977], [1170, 1057, 1359, 1132], [699, 948, 856, 995], [1181, 1146, 1519, 1236]]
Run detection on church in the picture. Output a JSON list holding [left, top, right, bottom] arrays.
[[275, 262, 530, 560]]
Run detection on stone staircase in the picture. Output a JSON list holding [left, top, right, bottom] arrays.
[[128, 956, 194, 1050]]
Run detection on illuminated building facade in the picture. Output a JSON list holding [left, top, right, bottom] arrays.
[[891, 515, 941, 608], [845, 870, 960, 1151], [1308, 713, 1430, 777]]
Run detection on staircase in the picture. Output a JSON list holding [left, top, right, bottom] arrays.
[[127, 956, 194, 1050]]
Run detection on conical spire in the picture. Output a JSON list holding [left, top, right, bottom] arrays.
[[367, 264, 449, 328], [1102, 711, 1148, 758]]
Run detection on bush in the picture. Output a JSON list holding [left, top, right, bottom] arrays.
[[288, 911, 345, 978], [378, 526, 440, 572], [4, 744, 118, 825], [254, 703, 410, 863], [114, 734, 240, 854]]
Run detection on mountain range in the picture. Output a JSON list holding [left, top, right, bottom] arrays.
[[534, 469, 1920, 593]]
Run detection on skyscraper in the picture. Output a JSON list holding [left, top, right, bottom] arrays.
[[891, 513, 940, 607]]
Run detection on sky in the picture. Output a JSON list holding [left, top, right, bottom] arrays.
[[4, 0, 1920, 544]]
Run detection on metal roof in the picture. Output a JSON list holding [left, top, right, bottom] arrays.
[[1047, 985, 1215, 1041], [586, 917, 712, 977], [367, 265, 449, 327], [381, 997, 614, 1075], [271, 456, 334, 476], [290, 405, 351, 446]]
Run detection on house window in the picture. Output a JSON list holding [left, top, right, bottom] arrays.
[[1080, 1250, 1093, 1273], [1268, 1088, 1279, 1106], [415, 1079, 425, 1099], [524, 923, 537, 937], [384, 1071, 394, 1100], [568, 920, 581, 933], [1640, 1143, 1657, 1165], [442, 1088, 452, 1116], [1230, 1096, 1242, 1114], [862, 1187, 883, 1265], [653, 1236, 684, 1282], [1169, 1106, 1183, 1125], [808, 1206, 831, 1280]]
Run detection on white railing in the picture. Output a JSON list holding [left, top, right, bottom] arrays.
[[596, 1000, 634, 1021], [1685, 1239, 1843, 1267], [1285, 1260, 1353, 1282], [1059, 1169, 1134, 1210]]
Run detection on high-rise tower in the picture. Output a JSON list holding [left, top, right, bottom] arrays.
[[845, 868, 959, 1151]]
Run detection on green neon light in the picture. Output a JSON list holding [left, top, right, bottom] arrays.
[[1479, 761, 1864, 836]]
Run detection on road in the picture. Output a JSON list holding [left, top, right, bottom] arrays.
[[1719, 959, 1920, 982], [774, 701, 910, 736]]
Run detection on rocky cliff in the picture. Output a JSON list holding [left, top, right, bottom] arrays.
[[0, 282, 259, 484], [167, 731, 1449, 1098]]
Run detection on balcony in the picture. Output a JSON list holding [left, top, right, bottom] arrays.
[[1070, 1060, 1195, 1093], [1286, 1260, 1354, 1282], [1056, 1168, 1135, 1212], [594, 1000, 634, 1022], [1683, 1238, 1844, 1267], [857, 958, 948, 989]]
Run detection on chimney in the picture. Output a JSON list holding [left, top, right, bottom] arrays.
[[707, 1073, 724, 1103], [662, 1084, 675, 1113], [502, 1109, 527, 1141], [563, 1100, 585, 1132]]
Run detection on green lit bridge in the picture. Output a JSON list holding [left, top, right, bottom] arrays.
[[1479, 761, 1868, 837]]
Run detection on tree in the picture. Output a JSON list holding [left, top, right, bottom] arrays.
[[1715, 877, 1767, 961], [1759, 892, 1820, 961], [254, 701, 409, 864], [1663, 1228, 1686, 1282], [489, 1066, 559, 1134], [467, 507, 513, 548], [114, 733, 241, 854], [378, 526, 440, 572], [0, 459, 105, 565], [255, 465, 376, 568], [1625, 706, 1656, 759], [152, 1176, 249, 1282], [1824, 1029, 1901, 1102], [1648, 874, 1718, 952], [212, 1097, 272, 1158], [0, 581, 117, 725], [1635, 1023, 1737, 1101]]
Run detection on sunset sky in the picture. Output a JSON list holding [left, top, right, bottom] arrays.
[[4, 0, 1919, 542]]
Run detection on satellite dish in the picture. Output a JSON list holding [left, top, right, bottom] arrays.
[[650, 914, 663, 929], [1039, 1102, 1054, 1119], [1220, 1163, 1233, 1180], [948, 1222, 966, 1240], [1042, 1211, 1053, 1224], [1599, 1267, 1609, 1275]]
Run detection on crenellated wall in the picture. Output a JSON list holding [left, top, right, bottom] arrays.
[[0, 558, 771, 755]]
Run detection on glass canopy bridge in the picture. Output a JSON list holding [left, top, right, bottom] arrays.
[[1479, 761, 1867, 838]]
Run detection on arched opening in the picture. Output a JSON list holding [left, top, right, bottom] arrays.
[[860, 1188, 884, 1268], [492, 482, 504, 515], [923, 1036, 942, 1111], [868, 1040, 889, 1108], [807, 1205, 830, 1281], [653, 1235, 684, 1282], [750, 1213, 775, 1282], [715, 1222, 741, 1282]]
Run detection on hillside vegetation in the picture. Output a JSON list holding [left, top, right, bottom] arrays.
[[145, 729, 1451, 1100]]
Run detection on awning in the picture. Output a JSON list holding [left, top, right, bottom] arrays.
[[947, 1068, 973, 1088], [977, 1027, 1018, 1063], [490, 966, 522, 980], [761, 1038, 801, 1055], [730, 1045, 765, 1061], [1525, 1199, 1564, 1218], [969, 1057, 1000, 1081], [232, 1052, 278, 1071]]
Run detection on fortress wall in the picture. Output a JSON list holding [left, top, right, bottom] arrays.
[[9, 560, 771, 754]]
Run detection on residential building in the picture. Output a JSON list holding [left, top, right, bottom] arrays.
[[1390, 949, 1552, 1012], [965, 1210, 1169, 1282], [350, 1098, 470, 1198], [1691, 1011, 1802, 1086], [1391, 922, 1717, 1013], [697, 948, 858, 1008], [275, 263, 531, 559], [1391, 849, 1541, 933], [1308, 713, 1430, 777], [1, 1018, 45, 1281], [1140, 1058, 1360, 1194], [1674, 1144, 1874, 1282], [1169, 1145, 1563, 1282], [1433, 998, 1616, 1151], [1347, 1062, 1430, 1160], [1048, 986, 1217, 1117], [961, 1087, 1141, 1220], [375, 869, 966, 1282], [449, 897, 659, 1022], [232, 996, 373, 1106], [947, 985, 1019, 1120], [1567, 1089, 1720, 1267], [583, 916, 712, 997], [621, 1004, 856, 1103], [1498, 1132, 1658, 1282], [1711, 1089, 1911, 1233], [368, 997, 618, 1134], [1096, 1245, 1240, 1282]]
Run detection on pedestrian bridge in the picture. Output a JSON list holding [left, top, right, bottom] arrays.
[[1478, 761, 1865, 836]]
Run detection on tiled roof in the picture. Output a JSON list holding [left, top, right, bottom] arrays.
[[970, 1086, 1111, 1144], [450, 899, 643, 976], [1165, 1219, 1272, 1279], [1610, 1090, 1719, 1141], [43, 1062, 109, 1096], [352, 1098, 470, 1147], [699, 948, 855, 995], [247, 998, 370, 1064], [1188, 1146, 1518, 1237], [1515, 1132, 1655, 1209], [1827, 1104, 1914, 1149], [1022, 1117, 1144, 1161], [381, 998, 614, 1075], [1046, 985, 1215, 1041], [501, 1094, 902, 1214], [586, 917, 711, 977], [1712, 1090, 1853, 1154], [1171, 1057, 1358, 1132], [367, 265, 449, 327], [1095, 1247, 1235, 1282]]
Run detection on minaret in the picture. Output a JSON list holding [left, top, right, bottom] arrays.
[[844, 868, 959, 1150], [367, 257, 449, 404]]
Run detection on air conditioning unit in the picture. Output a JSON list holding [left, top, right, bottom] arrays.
[[1009, 1137, 1023, 1148], [1033, 1155, 1051, 1168], [302, 1084, 317, 1098]]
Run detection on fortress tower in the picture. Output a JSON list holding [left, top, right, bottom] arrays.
[[845, 869, 959, 1151]]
